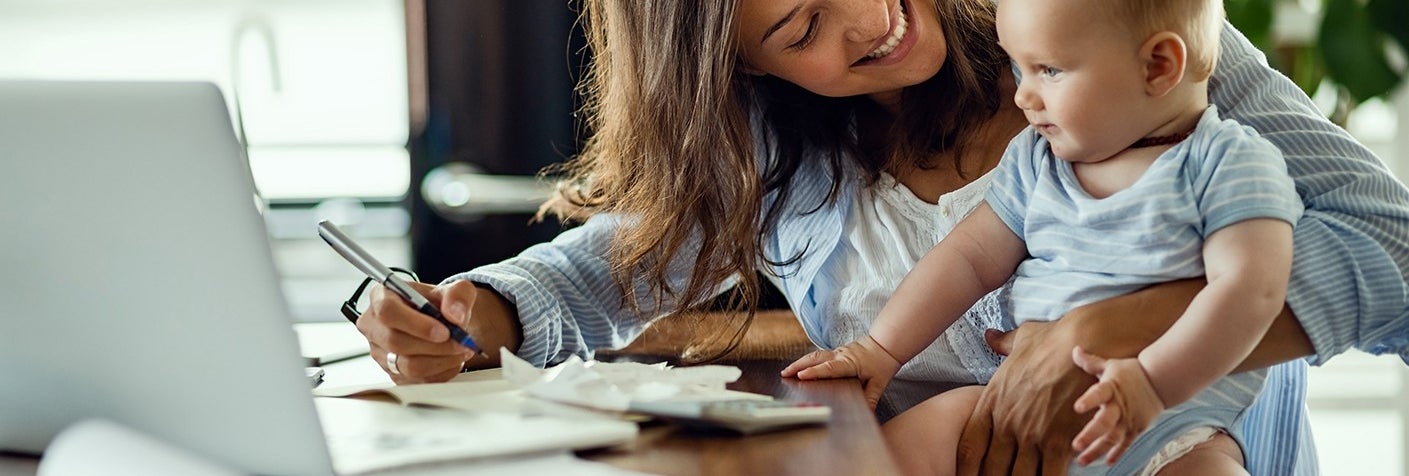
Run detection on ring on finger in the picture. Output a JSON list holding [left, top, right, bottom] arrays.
[[386, 351, 403, 376]]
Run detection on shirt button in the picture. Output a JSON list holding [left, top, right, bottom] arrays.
[[941, 206, 951, 217]]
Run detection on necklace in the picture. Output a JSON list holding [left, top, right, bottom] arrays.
[[1128, 125, 1196, 149]]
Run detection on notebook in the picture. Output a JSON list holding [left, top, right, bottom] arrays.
[[296, 322, 371, 366], [0, 81, 635, 475]]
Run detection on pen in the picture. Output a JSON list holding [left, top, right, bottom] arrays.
[[316, 220, 482, 353]]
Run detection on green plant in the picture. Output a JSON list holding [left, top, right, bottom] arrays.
[[1226, 0, 1409, 124]]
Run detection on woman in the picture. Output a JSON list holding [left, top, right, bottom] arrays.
[[355, 0, 1409, 474]]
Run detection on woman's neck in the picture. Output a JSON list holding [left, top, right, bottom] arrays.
[[885, 103, 1025, 204], [864, 69, 1029, 203]]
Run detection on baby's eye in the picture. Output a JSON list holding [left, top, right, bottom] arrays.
[[1040, 66, 1063, 78]]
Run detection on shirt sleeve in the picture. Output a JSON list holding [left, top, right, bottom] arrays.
[[1188, 118, 1303, 236], [450, 213, 731, 367], [1238, 359, 1318, 476], [1213, 20, 1409, 476], [984, 127, 1044, 238], [1211, 20, 1409, 366]]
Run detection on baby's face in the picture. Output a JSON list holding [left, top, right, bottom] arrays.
[[996, 0, 1155, 163]]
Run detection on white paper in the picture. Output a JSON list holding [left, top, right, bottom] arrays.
[[381, 450, 658, 476], [38, 419, 242, 476], [499, 348, 762, 412], [316, 351, 768, 420], [317, 399, 638, 475]]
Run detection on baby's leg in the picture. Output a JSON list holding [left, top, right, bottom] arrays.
[[1153, 432, 1247, 476], [882, 385, 984, 476]]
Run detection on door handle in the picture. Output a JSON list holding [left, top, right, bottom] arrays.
[[420, 162, 555, 223]]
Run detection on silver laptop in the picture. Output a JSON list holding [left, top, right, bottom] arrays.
[[0, 81, 634, 475]]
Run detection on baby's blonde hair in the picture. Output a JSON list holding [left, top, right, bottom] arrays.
[[1109, 0, 1224, 81]]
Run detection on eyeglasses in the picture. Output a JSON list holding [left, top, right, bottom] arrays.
[[341, 267, 419, 324]]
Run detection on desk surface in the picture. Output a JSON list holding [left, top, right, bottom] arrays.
[[0, 358, 898, 476], [583, 358, 899, 475]]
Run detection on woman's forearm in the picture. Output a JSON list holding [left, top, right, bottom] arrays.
[[1061, 279, 1314, 372], [1239, 303, 1314, 372], [462, 284, 524, 370]]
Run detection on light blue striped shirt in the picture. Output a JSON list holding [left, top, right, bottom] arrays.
[[989, 105, 1303, 323], [457, 23, 1409, 475], [986, 105, 1299, 474]]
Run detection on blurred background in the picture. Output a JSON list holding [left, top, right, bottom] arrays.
[[1, 0, 1404, 473]]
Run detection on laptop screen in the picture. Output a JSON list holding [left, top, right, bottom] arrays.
[[0, 81, 334, 475]]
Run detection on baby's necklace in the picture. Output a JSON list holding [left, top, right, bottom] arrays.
[[1128, 124, 1196, 149]]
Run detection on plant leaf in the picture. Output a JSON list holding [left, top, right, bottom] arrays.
[[1225, 0, 1276, 51], [1318, 0, 1402, 103], [1367, 0, 1409, 55], [1291, 45, 1326, 97]]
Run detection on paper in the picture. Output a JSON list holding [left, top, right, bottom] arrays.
[[345, 450, 657, 476], [317, 350, 769, 414], [500, 348, 765, 411], [415, 450, 658, 476], [316, 398, 638, 475], [38, 419, 242, 476]]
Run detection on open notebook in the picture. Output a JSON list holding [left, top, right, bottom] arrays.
[[0, 81, 635, 475]]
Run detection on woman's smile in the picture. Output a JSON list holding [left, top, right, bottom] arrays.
[[736, 0, 948, 100], [854, 0, 915, 66]]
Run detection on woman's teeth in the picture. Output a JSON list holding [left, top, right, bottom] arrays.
[[865, 5, 908, 59]]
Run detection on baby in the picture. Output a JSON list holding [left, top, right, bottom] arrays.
[[784, 0, 1302, 474]]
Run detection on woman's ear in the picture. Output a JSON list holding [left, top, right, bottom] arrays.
[[1139, 31, 1187, 98]]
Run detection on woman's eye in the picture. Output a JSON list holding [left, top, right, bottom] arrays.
[[789, 14, 819, 50]]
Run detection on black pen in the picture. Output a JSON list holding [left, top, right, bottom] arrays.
[[317, 220, 483, 353]]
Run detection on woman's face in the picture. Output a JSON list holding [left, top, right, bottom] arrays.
[[735, 0, 947, 108]]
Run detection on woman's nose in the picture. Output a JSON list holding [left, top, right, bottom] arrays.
[[844, 0, 892, 44]]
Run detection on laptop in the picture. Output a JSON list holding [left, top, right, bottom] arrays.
[[0, 81, 635, 475]]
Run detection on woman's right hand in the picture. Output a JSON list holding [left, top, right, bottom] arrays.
[[781, 335, 902, 410], [357, 279, 516, 384]]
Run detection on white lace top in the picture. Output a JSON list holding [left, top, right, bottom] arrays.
[[812, 172, 1009, 417]]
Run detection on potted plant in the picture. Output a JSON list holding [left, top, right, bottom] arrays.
[[1227, 0, 1409, 125]]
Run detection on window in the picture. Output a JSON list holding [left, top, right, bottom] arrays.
[[2, 0, 414, 321], [0, 0, 410, 202]]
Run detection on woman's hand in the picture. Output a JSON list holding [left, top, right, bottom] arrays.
[[956, 279, 1312, 475], [357, 279, 521, 384], [956, 323, 1093, 476], [781, 335, 902, 410], [956, 280, 1202, 476]]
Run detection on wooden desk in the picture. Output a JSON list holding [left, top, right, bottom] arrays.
[[582, 358, 899, 475], [0, 314, 899, 475], [0, 360, 896, 476]]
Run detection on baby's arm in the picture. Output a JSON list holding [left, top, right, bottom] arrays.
[[1141, 218, 1294, 403], [1069, 217, 1294, 465], [783, 204, 1026, 406], [869, 203, 1027, 362]]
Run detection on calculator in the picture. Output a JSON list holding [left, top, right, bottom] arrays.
[[628, 399, 831, 435]]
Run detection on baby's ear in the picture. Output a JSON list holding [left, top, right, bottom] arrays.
[[1140, 32, 1187, 97]]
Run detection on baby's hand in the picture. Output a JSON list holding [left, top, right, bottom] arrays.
[[781, 335, 901, 410], [1069, 347, 1166, 466]]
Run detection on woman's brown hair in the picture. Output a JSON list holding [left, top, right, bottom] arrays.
[[543, 0, 1007, 359]]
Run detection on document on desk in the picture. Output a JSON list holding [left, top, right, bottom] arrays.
[[316, 398, 639, 475], [314, 348, 770, 415], [39, 419, 243, 476]]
